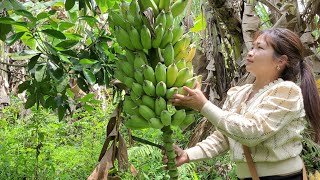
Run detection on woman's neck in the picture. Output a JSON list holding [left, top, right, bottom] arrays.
[[252, 76, 279, 92]]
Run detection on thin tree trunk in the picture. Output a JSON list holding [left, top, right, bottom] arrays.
[[0, 40, 10, 107]]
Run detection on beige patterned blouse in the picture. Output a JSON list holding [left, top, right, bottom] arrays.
[[185, 78, 306, 178]]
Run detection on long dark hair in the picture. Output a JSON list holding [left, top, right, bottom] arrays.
[[258, 28, 320, 143]]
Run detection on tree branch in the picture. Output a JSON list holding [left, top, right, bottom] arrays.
[[0, 61, 27, 67], [258, 0, 283, 15]]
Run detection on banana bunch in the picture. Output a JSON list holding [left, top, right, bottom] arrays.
[[110, 0, 198, 178]]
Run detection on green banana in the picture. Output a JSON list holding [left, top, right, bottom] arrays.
[[132, 82, 144, 97], [171, 109, 186, 126], [155, 10, 166, 27], [142, 95, 155, 110], [130, 91, 143, 105], [155, 97, 166, 116], [139, 104, 156, 120], [173, 67, 191, 87], [166, 87, 178, 99], [155, 62, 167, 84], [123, 96, 140, 115], [160, 110, 171, 126], [115, 26, 135, 50], [143, 80, 156, 97], [156, 81, 167, 97], [165, 11, 174, 30], [149, 117, 164, 129], [122, 60, 134, 78], [126, 50, 135, 64], [175, 59, 186, 70], [179, 113, 195, 129], [172, 22, 184, 44], [166, 63, 178, 88], [184, 76, 197, 89], [129, 0, 140, 16], [163, 43, 174, 67], [173, 35, 190, 56], [171, 0, 188, 17], [129, 26, 144, 50], [140, 25, 152, 50], [125, 115, 150, 129], [109, 11, 127, 31], [138, 0, 159, 16], [114, 69, 126, 82], [143, 64, 156, 85], [152, 23, 164, 48], [160, 27, 173, 48], [134, 70, 144, 84], [134, 54, 147, 70], [159, 0, 171, 12], [123, 77, 135, 88]]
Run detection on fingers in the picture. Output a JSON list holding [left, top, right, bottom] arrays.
[[194, 82, 201, 90]]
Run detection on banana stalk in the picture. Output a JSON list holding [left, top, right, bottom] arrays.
[[162, 126, 179, 179]]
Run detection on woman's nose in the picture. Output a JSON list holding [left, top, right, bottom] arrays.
[[247, 49, 254, 57]]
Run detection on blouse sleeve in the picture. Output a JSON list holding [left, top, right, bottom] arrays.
[[200, 81, 304, 147], [184, 86, 244, 161]]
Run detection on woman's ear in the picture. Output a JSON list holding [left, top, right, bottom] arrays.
[[279, 55, 288, 67]]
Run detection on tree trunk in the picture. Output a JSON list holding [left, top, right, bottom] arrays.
[[0, 40, 10, 108]]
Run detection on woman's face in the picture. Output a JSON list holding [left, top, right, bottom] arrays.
[[245, 35, 279, 77]]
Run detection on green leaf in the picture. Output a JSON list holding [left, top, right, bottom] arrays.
[[45, 96, 56, 109], [58, 22, 75, 31], [41, 29, 66, 39], [77, 77, 89, 93], [18, 81, 31, 93], [0, 23, 12, 41], [5, 32, 25, 46], [64, 33, 83, 40], [58, 105, 66, 121], [190, 14, 206, 32], [25, 94, 37, 109], [78, 16, 98, 28], [83, 68, 96, 85], [58, 54, 72, 64], [79, 93, 95, 102], [15, 10, 36, 21], [28, 54, 41, 71], [55, 40, 78, 49], [20, 32, 36, 49], [56, 75, 70, 93], [65, 0, 76, 11], [79, 58, 98, 65], [66, 89, 75, 99], [83, 104, 94, 113], [37, 12, 50, 20], [8, 50, 40, 61], [35, 64, 47, 82], [0, 17, 16, 24], [44, 42, 58, 55]]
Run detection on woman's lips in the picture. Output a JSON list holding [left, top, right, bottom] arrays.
[[246, 59, 253, 63]]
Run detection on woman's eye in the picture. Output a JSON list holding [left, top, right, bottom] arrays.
[[258, 46, 263, 49]]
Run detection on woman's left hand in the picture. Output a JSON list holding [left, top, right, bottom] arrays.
[[171, 83, 208, 111]]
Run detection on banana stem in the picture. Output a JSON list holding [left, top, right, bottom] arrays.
[[162, 126, 178, 179]]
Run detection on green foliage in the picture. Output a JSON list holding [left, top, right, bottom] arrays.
[[1, 0, 122, 120], [0, 96, 115, 179]]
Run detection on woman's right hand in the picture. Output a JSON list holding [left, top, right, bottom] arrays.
[[162, 144, 190, 168]]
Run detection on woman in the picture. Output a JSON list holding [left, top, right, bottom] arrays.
[[165, 28, 320, 179]]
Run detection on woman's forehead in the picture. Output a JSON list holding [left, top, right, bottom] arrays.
[[253, 34, 270, 46]]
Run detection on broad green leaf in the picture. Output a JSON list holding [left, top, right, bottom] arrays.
[[83, 68, 96, 85], [44, 96, 56, 108], [55, 40, 78, 49], [68, 11, 78, 23], [58, 105, 66, 121], [104, 68, 110, 85], [83, 104, 94, 113], [58, 22, 75, 31], [78, 16, 98, 28], [77, 77, 89, 93], [21, 32, 36, 49], [79, 93, 95, 102], [41, 29, 66, 39], [64, 33, 83, 40], [53, 2, 65, 7], [107, 0, 117, 9], [0, 17, 15, 24], [65, 0, 75, 11], [89, 99, 102, 104], [66, 88, 75, 98], [8, 50, 40, 61], [35, 64, 47, 82], [48, 9, 56, 15], [37, 12, 50, 20], [58, 54, 72, 64], [5, 32, 25, 46], [190, 14, 206, 32], [10, 0, 25, 10], [38, 132, 45, 142], [18, 81, 31, 93], [25, 94, 37, 109], [28, 54, 41, 71], [95, 0, 107, 13], [56, 75, 70, 93], [0, 23, 12, 41], [60, 50, 78, 57], [13, 24, 29, 32], [80, 58, 98, 65], [15, 9, 36, 21]]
